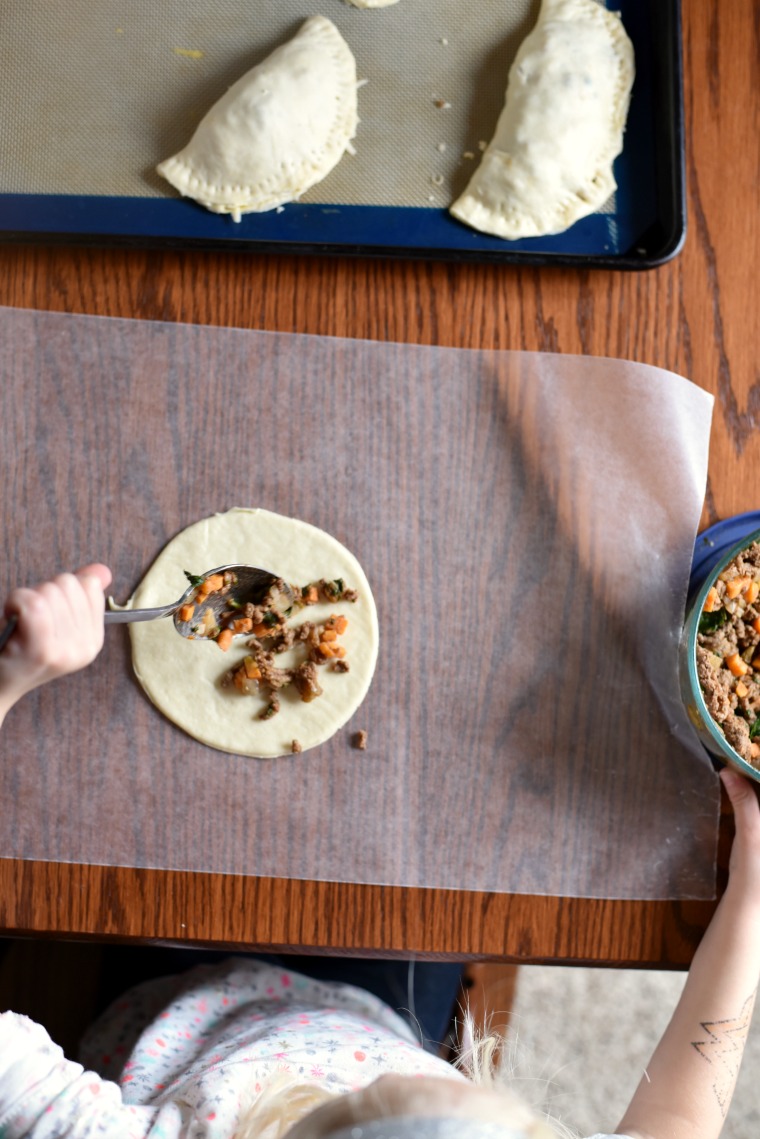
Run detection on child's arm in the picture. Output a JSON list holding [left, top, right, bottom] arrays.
[[617, 768, 760, 1139], [0, 564, 112, 726], [0, 1010, 182, 1137]]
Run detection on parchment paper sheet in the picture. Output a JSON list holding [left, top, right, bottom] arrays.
[[0, 308, 716, 898]]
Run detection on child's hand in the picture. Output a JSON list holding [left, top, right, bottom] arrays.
[[720, 766, 760, 900], [0, 564, 112, 723]]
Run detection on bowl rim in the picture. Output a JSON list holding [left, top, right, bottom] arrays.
[[685, 524, 760, 777]]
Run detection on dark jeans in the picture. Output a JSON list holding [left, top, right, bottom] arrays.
[[94, 945, 465, 1051]]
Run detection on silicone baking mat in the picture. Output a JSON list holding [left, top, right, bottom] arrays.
[[0, 0, 683, 264]]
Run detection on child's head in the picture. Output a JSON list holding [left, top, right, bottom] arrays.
[[234, 1019, 575, 1139], [282, 1074, 559, 1138], [234, 1074, 560, 1138]]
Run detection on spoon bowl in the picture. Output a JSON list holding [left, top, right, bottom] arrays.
[[106, 564, 293, 640]]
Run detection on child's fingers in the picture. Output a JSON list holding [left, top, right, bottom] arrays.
[[3, 586, 56, 653], [26, 578, 83, 670], [0, 567, 112, 714], [4, 565, 111, 619], [5, 570, 109, 673], [75, 565, 112, 636], [4, 584, 43, 620], [46, 574, 107, 663], [76, 563, 112, 593]]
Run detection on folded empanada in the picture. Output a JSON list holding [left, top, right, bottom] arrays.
[[450, 0, 635, 240], [157, 15, 358, 221]]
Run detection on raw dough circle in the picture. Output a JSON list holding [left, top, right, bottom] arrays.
[[129, 508, 379, 758]]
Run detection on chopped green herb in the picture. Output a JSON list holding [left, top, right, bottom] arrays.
[[184, 570, 205, 589], [698, 608, 729, 635], [227, 598, 243, 610], [263, 611, 279, 628], [259, 701, 278, 720], [750, 719, 760, 740], [284, 606, 293, 617], [322, 578, 345, 601]]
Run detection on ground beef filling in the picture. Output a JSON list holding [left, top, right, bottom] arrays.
[[220, 579, 357, 721], [697, 541, 760, 767]]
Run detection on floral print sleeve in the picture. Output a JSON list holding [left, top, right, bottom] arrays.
[[0, 1012, 179, 1137]]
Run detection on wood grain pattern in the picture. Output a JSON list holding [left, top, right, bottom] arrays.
[[0, 0, 756, 965], [0, 859, 720, 966]]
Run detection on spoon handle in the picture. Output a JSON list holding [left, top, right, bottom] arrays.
[[0, 602, 178, 650], [104, 603, 178, 624], [0, 614, 17, 652]]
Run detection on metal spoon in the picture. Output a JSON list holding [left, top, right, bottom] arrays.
[[0, 565, 291, 652], [105, 564, 293, 638]]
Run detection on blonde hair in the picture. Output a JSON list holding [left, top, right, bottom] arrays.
[[233, 1071, 335, 1139], [453, 1013, 578, 1139], [232, 1012, 578, 1139]]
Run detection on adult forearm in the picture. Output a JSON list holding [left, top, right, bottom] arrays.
[[618, 886, 760, 1139]]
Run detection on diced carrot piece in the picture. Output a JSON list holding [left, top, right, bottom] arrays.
[[216, 628, 234, 652], [243, 656, 261, 680], [204, 574, 225, 593], [726, 577, 751, 599], [746, 581, 760, 604], [232, 617, 253, 634], [726, 652, 749, 677], [736, 680, 749, 698], [318, 642, 336, 657], [703, 586, 720, 613], [178, 603, 195, 622], [332, 645, 346, 658], [753, 618, 760, 635], [321, 629, 338, 642], [302, 586, 318, 605], [752, 742, 760, 760], [252, 622, 278, 637]]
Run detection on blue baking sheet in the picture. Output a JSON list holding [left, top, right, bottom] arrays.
[[0, 195, 639, 254], [0, 0, 681, 265]]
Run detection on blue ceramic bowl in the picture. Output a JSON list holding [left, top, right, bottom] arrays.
[[680, 520, 760, 782]]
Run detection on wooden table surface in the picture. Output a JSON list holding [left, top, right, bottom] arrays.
[[0, 0, 756, 968]]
